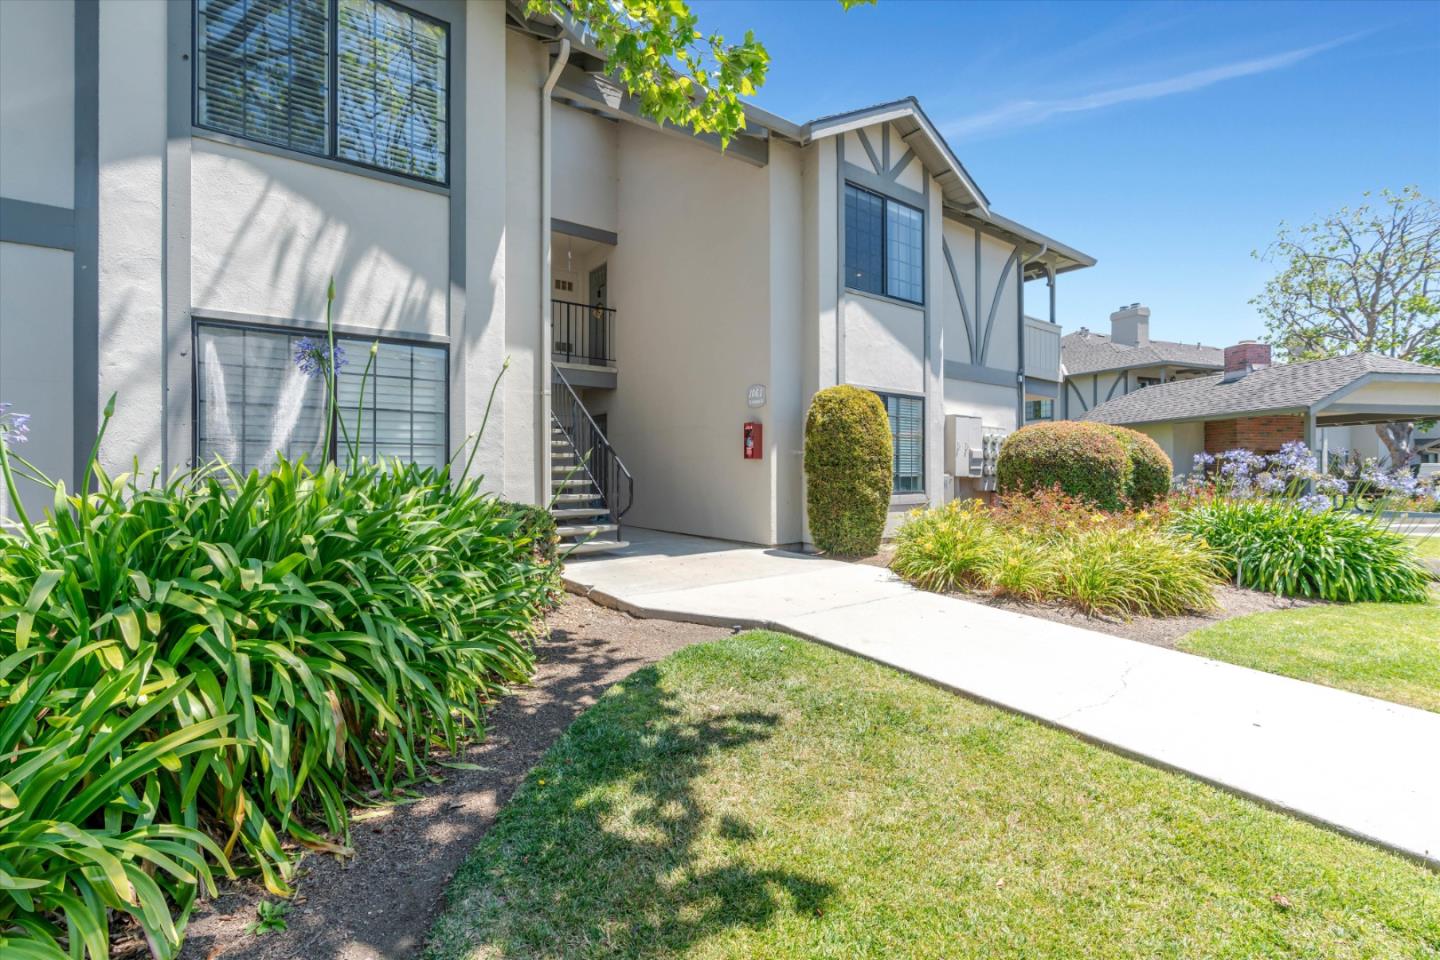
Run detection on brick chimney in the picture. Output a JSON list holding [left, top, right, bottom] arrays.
[[1110, 303, 1150, 346], [1222, 340, 1271, 382]]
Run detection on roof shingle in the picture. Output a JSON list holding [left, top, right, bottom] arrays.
[[1078, 353, 1440, 426], [1061, 330, 1223, 377]]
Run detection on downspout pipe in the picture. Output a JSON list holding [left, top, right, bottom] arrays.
[[1017, 243, 1048, 426], [538, 39, 571, 504]]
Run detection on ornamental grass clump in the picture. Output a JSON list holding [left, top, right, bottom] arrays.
[[891, 494, 1220, 618], [1173, 498, 1431, 603]]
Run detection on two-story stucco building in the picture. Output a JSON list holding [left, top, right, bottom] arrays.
[[0, 0, 1094, 551]]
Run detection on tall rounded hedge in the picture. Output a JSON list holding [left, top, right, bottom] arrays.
[[804, 385, 893, 555], [997, 421, 1171, 510], [1098, 424, 1172, 507]]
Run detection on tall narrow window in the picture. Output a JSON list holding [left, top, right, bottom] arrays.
[[195, 322, 448, 473], [844, 184, 885, 295], [336, 0, 449, 182], [195, 0, 330, 154], [194, 0, 450, 184], [844, 183, 925, 305], [876, 392, 924, 493]]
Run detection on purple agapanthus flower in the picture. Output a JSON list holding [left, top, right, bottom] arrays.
[[293, 337, 347, 379], [1315, 475, 1349, 496], [0, 402, 29, 445], [1296, 493, 1332, 514]]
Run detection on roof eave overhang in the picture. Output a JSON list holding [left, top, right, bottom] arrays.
[[1064, 360, 1224, 378]]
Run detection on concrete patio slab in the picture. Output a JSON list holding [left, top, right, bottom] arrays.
[[566, 528, 1440, 868]]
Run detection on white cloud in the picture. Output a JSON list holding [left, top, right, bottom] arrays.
[[943, 34, 1361, 139]]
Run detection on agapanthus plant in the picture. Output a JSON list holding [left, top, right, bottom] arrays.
[[1183, 441, 1429, 514], [0, 401, 29, 446]]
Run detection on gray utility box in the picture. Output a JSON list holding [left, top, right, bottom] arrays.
[[945, 415, 1007, 491]]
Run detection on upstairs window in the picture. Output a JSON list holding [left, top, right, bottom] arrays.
[[195, 0, 449, 184], [844, 184, 924, 304]]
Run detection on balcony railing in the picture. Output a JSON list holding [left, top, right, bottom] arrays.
[[552, 299, 616, 368]]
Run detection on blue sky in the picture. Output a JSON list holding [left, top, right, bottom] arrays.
[[690, 0, 1440, 348]]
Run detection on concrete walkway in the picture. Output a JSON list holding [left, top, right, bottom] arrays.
[[565, 528, 1440, 868]]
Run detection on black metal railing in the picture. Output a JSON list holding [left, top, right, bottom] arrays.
[[552, 366, 633, 533], [552, 299, 616, 367]]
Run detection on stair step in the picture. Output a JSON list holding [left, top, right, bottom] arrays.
[[566, 539, 630, 557], [552, 492, 602, 503], [556, 522, 619, 538], [551, 506, 612, 520], [553, 477, 595, 489]]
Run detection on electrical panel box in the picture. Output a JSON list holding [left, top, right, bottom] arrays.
[[945, 415, 984, 478]]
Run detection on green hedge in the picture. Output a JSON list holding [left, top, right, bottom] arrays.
[[997, 421, 1170, 510], [804, 385, 893, 556], [1099, 425, 1172, 507], [997, 422, 1130, 510]]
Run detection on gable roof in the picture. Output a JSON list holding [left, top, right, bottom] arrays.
[[1078, 353, 1440, 426], [1061, 329, 1224, 377]]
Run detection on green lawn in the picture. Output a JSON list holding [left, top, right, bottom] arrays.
[[426, 633, 1438, 960], [1180, 601, 1440, 713], [1407, 534, 1440, 560]]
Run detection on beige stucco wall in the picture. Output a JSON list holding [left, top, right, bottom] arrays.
[[191, 141, 450, 338], [603, 121, 777, 544], [767, 141, 806, 546], [95, 0, 167, 474], [844, 295, 925, 394], [1135, 421, 1204, 478], [552, 104, 618, 233], [1337, 378, 1440, 408]]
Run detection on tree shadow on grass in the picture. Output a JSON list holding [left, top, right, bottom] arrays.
[[433, 660, 834, 958]]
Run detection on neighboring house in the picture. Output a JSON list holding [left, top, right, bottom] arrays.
[[1078, 344, 1440, 474], [0, 0, 1093, 550], [1060, 304, 1223, 420]]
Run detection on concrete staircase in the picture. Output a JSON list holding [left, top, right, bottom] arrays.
[[550, 421, 627, 556]]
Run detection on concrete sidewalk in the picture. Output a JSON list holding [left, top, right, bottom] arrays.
[[565, 528, 1440, 868]]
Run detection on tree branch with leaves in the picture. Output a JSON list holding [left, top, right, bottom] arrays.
[[525, 0, 873, 145], [1251, 186, 1440, 466]]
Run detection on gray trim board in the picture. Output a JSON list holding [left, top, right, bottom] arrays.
[[73, 0, 99, 491], [887, 148, 916, 182], [881, 121, 890, 171], [1015, 250, 1025, 426], [1024, 379, 1059, 399], [854, 127, 881, 174], [944, 361, 1019, 388], [1105, 371, 1128, 402], [1066, 379, 1086, 416], [0, 198, 74, 250], [190, 308, 452, 345], [844, 286, 923, 313], [445, 0, 466, 456], [166, 0, 193, 471], [190, 129, 451, 196], [1319, 403, 1440, 421], [551, 217, 618, 246], [842, 162, 925, 210], [941, 237, 974, 363]]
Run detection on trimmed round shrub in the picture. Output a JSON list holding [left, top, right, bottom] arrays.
[[1098, 424, 1172, 507], [1172, 498, 1433, 603], [997, 421, 1130, 510], [804, 385, 893, 555]]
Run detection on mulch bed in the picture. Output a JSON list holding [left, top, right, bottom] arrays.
[[178, 596, 728, 960]]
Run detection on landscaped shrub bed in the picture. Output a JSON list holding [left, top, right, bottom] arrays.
[[1172, 497, 1431, 603], [0, 451, 555, 957], [892, 489, 1221, 618], [996, 421, 1171, 510]]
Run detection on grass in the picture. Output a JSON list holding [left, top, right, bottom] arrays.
[[426, 633, 1439, 960], [1406, 534, 1440, 560], [1179, 599, 1440, 713]]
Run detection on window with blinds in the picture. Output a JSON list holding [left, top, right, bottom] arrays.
[[336, 0, 448, 182], [195, 323, 447, 474], [844, 183, 925, 304], [194, 0, 449, 184], [876, 392, 924, 493]]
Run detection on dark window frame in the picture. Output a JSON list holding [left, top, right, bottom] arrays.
[[191, 316, 451, 471], [192, 0, 452, 187], [1025, 398, 1054, 422], [874, 390, 925, 495], [844, 182, 925, 306]]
